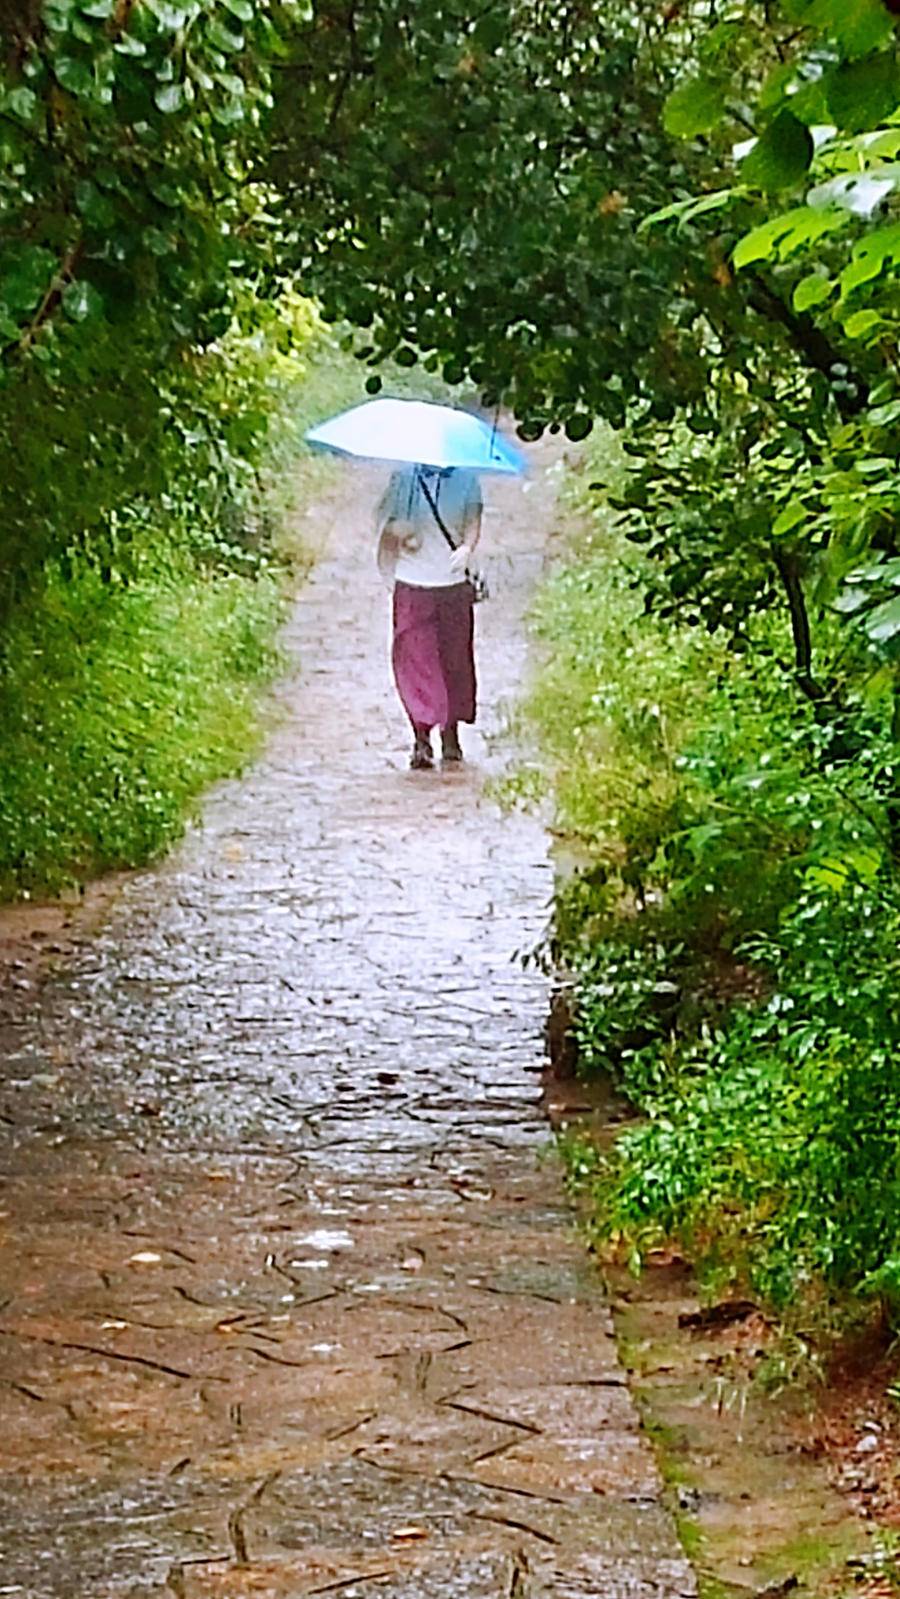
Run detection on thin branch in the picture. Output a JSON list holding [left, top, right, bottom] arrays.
[[3, 239, 83, 361], [747, 272, 869, 419]]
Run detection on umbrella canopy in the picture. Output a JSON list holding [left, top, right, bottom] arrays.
[[305, 397, 525, 475]]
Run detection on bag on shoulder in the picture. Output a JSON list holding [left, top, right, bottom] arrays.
[[417, 470, 490, 603]]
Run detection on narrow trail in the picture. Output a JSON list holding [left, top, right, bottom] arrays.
[[0, 450, 695, 1597]]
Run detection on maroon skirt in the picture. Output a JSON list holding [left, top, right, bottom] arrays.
[[392, 580, 476, 731]]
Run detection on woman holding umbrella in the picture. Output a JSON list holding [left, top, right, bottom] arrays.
[[375, 464, 482, 769], [304, 397, 524, 770]]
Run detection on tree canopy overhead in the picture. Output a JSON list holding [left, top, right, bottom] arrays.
[[5, 0, 900, 677], [8, 1, 900, 435], [269, 0, 713, 433]]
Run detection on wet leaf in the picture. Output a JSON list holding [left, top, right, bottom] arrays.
[[842, 308, 882, 340], [663, 74, 724, 138], [155, 81, 186, 114], [62, 280, 104, 323], [208, 19, 244, 53], [6, 87, 38, 121], [792, 273, 834, 312], [2, 245, 56, 313], [741, 112, 813, 193], [827, 52, 900, 133], [796, 0, 894, 58], [54, 57, 95, 99], [866, 593, 900, 642], [732, 206, 848, 269]]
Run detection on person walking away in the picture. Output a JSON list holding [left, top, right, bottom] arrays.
[[375, 465, 483, 769]]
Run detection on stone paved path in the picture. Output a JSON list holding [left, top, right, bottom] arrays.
[[0, 451, 695, 1598]]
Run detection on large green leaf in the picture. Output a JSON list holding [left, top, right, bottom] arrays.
[[841, 308, 883, 340], [662, 75, 725, 139], [5, 87, 38, 121], [797, 0, 895, 57], [860, 128, 900, 161], [733, 206, 848, 269], [793, 273, 834, 311], [155, 81, 187, 113], [640, 188, 738, 233], [54, 56, 96, 98], [1, 246, 56, 313], [207, 19, 244, 53], [772, 498, 809, 536], [865, 593, 900, 641], [839, 221, 900, 298], [827, 53, 900, 133], [741, 111, 813, 192], [808, 168, 900, 216]]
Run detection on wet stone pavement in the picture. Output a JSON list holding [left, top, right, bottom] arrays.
[[0, 456, 695, 1598]]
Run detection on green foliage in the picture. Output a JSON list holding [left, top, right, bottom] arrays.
[[271, 2, 715, 432], [0, 0, 294, 604], [0, 3, 360, 899], [527, 426, 900, 1328], [591, 876, 900, 1307], [0, 292, 362, 899], [0, 550, 279, 896], [741, 112, 813, 193]]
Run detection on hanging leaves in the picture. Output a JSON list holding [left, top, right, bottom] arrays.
[[154, 80, 187, 113], [792, 273, 834, 312]]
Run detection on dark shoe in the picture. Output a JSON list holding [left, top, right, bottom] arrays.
[[410, 732, 434, 770], [441, 724, 463, 764]]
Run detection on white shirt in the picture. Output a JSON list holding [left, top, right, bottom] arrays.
[[376, 467, 482, 588]]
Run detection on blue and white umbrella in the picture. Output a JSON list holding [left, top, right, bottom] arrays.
[[305, 397, 525, 475]]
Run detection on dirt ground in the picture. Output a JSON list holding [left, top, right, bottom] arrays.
[[0, 450, 695, 1597]]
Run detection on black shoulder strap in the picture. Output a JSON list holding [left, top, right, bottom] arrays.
[[416, 470, 459, 551]]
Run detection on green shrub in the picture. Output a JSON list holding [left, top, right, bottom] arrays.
[[0, 551, 280, 897], [527, 429, 900, 1330], [579, 879, 900, 1308], [0, 311, 373, 900]]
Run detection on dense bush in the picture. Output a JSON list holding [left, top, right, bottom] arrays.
[[0, 309, 379, 899], [527, 433, 900, 1328], [0, 552, 279, 896], [0, 2, 330, 898]]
